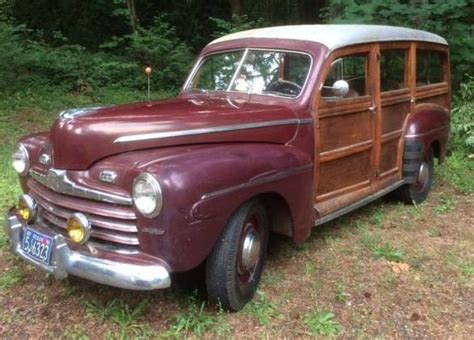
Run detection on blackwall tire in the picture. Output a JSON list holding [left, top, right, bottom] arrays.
[[206, 199, 269, 311], [396, 147, 434, 205]]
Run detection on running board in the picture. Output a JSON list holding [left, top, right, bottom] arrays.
[[314, 180, 405, 226]]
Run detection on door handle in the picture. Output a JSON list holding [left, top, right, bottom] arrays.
[[369, 105, 377, 113]]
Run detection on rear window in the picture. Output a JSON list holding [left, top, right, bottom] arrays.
[[416, 50, 445, 86]]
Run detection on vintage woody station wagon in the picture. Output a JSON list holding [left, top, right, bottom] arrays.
[[5, 25, 450, 310]]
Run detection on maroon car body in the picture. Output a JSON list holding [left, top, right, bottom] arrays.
[[5, 25, 450, 310]]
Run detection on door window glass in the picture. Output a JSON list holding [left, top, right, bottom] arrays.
[[416, 50, 444, 86], [380, 49, 407, 92], [322, 55, 368, 100]]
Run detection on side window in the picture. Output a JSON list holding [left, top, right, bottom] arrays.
[[322, 55, 368, 100], [380, 49, 407, 92], [416, 50, 444, 86]]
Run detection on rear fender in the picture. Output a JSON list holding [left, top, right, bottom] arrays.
[[401, 103, 450, 182]]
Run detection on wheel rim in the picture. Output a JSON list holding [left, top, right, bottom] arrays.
[[237, 217, 262, 285], [415, 160, 430, 191]]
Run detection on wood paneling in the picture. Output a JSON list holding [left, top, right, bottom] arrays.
[[318, 110, 372, 153], [379, 138, 399, 174], [313, 40, 450, 221], [318, 150, 371, 195]]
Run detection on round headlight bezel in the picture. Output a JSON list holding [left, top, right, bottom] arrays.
[[12, 143, 29, 176], [132, 173, 163, 218], [66, 213, 91, 244]]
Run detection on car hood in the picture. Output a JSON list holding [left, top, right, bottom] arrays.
[[50, 97, 300, 170]]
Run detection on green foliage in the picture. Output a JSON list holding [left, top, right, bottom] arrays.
[[304, 310, 342, 336], [100, 16, 193, 90], [335, 283, 350, 303], [371, 208, 385, 226], [84, 299, 151, 338], [244, 291, 281, 326], [0, 266, 22, 289], [373, 243, 405, 262], [0, 17, 191, 94], [452, 76, 474, 151], [163, 298, 223, 338], [434, 194, 455, 214], [210, 14, 266, 38], [323, 0, 474, 87], [437, 150, 474, 194]]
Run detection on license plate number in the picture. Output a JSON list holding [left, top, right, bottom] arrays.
[[21, 228, 53, 265]]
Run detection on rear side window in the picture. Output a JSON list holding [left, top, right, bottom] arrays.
[[380, 49, 407, 92], [417, 50, 444, 85]]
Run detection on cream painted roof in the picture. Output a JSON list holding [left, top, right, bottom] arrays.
[[209, 25, 448, 50]]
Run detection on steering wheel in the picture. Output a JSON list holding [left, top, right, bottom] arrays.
[[266, 79, 302, 96]]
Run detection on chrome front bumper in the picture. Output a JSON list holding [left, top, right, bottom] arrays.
[[4, 210, 171, 290]]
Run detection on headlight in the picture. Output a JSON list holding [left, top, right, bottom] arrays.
[[133, 173, 163, 218], [12, 143, 29, 176]]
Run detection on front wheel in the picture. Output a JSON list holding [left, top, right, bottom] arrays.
[[206, 199, 269, 311], [396, 147, 434, 204]]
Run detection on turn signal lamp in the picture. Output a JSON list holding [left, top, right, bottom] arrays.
[[66, 213, 91, 244], [18, 194, 37, 223]]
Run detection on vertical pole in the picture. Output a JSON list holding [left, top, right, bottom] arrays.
[[147, 74, 151, 103]]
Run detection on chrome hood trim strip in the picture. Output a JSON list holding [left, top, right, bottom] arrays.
[[114, 118, 314, 144], [30, 169, 132, 206]]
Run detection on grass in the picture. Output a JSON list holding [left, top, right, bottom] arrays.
[[244, 291, 281, 326], [0, 266, 22, 289], [84, 299, 151, 338], [163, 298, 226, 338], [437, 149, 474, 193], [335, 283, 350, 303], [373, 243, 405, 262], [370, 208, 385, 226], [434, 194, 455, 214], [304, 310, 342, 336]]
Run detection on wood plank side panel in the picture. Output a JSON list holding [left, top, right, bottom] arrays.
[[318, 150, 371, 196], [381, 100, 411, 135], [379, 138, 399, 174], [416, 94, 448, 107], [318, 110, 372, 153]]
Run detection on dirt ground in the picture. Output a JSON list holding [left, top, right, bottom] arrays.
[[0, 172, 473, 339]]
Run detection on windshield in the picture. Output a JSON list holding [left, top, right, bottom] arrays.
[[186, 49, 312, 98]]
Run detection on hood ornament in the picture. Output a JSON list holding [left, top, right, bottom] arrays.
[[145, 66, 153, 104]]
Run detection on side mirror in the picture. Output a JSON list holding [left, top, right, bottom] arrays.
[[332, 80, 349, 97]]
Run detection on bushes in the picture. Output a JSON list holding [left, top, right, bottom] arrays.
[[100, 17, 193, 90], [0, 18, 192, 94], [451, 76, 474, 152]]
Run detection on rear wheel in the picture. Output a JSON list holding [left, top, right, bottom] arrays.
[[396, 147, 434, 204], [206, 199, 269, 311]]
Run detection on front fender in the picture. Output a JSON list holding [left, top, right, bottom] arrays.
[[137, 143, 313, 272]]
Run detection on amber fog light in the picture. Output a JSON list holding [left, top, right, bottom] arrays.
[[18, 194, 37, 223], [66, 213, 91, 244]]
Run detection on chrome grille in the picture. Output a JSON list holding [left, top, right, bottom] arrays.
[[28, 178, 139, 247]]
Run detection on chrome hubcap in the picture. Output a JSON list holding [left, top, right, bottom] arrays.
[[241, 227, 261, 271], [417, 161, 429, 185]]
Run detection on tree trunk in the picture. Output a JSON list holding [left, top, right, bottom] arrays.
[[126, 0, 138, 32], [229, 0, 241, 15]]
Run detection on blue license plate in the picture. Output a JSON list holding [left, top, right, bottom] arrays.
[[21, 228, 53, 265]]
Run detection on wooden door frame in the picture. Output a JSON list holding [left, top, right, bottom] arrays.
[[313, 43, 379, 214]]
